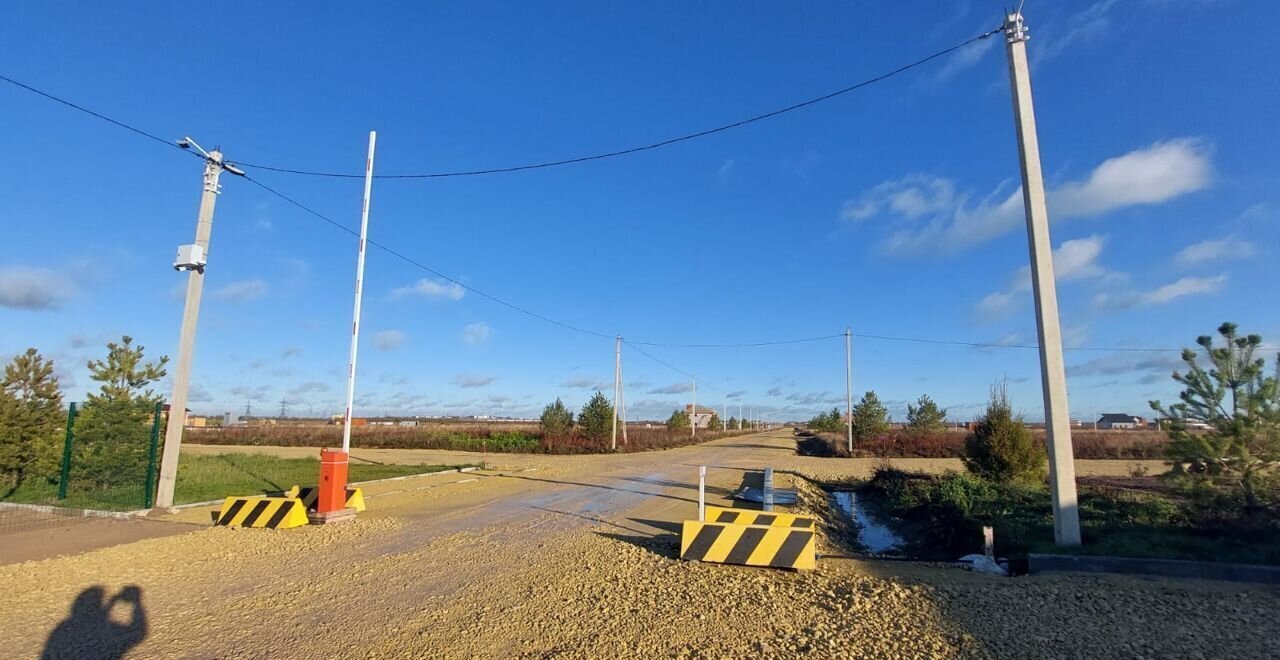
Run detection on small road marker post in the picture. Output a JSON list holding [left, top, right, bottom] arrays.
[[762, 467, 774, 512], [698, 466, 706, 522]]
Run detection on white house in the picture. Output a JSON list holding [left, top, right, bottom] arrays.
[[1097, 413, 1145, 430]]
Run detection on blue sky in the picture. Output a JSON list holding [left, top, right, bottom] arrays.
[[2, 1, 1277, 423]]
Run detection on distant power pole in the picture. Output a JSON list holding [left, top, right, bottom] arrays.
[[244, 399, 252, 417], [1004, 10, 1081, 546], [612, 336, 621, 451], [845, 327, 853, 454], [738, 401, 743, 430], [279, 398, 288, 418], [691, 378, 697, 439], [156, 138, 243, 510]]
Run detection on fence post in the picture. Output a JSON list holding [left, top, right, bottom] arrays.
[[145, 402, 163, 509], [58, 402, 77, 500]]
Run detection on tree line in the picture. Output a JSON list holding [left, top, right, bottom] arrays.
[[1, 337, 168, 498], [806, 392, 947, 439]]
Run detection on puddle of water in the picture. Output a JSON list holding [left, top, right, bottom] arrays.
[[833, 491, 904, 555]]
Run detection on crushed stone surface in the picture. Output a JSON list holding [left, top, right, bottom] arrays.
[[4, 431, 1273, 659]]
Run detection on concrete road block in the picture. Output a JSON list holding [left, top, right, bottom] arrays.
[[703, 505, 814, 529], [214, 496, 309, 529], [286, 485, 366, 512], [680, 520, 816, 570]]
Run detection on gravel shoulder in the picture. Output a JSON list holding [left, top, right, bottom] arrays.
[[4, 431, 1267, 659]]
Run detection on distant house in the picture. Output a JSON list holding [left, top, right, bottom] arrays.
[[1097, 413, 1145, 430], [684, 404, 720, 429], [161, 404, 191, 426]]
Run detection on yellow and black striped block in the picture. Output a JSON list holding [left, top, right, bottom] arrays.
[[680, 520, 816, 570], [284, 485, 367, 512], [703, 505, 815, 529], [214, 496, 309, 529]]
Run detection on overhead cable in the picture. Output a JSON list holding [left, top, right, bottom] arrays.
[[233, 27, 1003, 179]]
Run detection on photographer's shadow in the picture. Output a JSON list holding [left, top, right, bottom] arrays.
[[42, 585, 147, 660]]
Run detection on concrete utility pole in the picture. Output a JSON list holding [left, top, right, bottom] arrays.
[[612, 336, 621, 451], [1004, 11, 1081, 546], [845, 327, 853, 454], [739, 401, 743, 429], [619, 350, 628, 445], [156, 139, 242, 510], [723, 395, 728, 432]]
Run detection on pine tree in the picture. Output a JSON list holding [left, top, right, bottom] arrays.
[[706, 413, 722, 432], [0, 348, 65, 496], [539, 398, 574, 438], [577, 391, 615, 441], [1151, 323, 1280, 508], [851, 391, 889, 441], [72, 336, 169, 490], [906, 394, 947, 434], [727, 416, 739, 430], [963, 382, 1045, 485], [85, 336, 168, 406], [666, 409, 690, 430]]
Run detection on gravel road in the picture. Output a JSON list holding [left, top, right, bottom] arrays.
[[4, 430, 1274, 659]]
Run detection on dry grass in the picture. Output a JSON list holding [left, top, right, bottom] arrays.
[[186, 422, 746, 455], [807, 429, 1169, 459]]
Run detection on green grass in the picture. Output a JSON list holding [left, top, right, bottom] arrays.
[[1, 453, 472, 510], [859, 468, 1280, 567], [174, 454, 469, 504]]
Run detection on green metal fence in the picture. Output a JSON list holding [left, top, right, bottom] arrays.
[[56, 400, 164, 510]]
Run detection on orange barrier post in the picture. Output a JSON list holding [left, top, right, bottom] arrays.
[[309, 448, 357, 524]]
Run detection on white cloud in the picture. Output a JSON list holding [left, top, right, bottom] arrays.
[[453, 373, 495, 388], [1051, 139, 1212, 217], [373, 330, 405, 351], [461, 322, 491, 345], [1141, 274, 1227, 305], [188, 384, 214, 403], [1012, 235, 1111, 291], [717, 159, 735, 182], [842, 175, 957, 221], [213, 279, 268, 302], [564, 377, 611, 390], [1063, 324, 1091, 349], [1094, 274, 1227, 309], [1067, 351, 1184, 386], [848, 139, 1211, 254], [931, 35, 997, 82], [1174, 235, 1256, 266], [977, 235, 1115, 319], [1034, 0, 1119, 64], [393, 278, 465, 301], [0, 266, 74, 310], [650, 383, 695, 395], [976, 291, 1020, 319]]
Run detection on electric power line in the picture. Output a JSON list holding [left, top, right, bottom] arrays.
[[622, 340, 703, 385], [851, 333, 1181, 353], [234, 26, 1003, 179], [2, 50, 1192, 357], [243, 175, 615, 340], [0, 73, 196, 155], [628, 334, 844, 348]]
